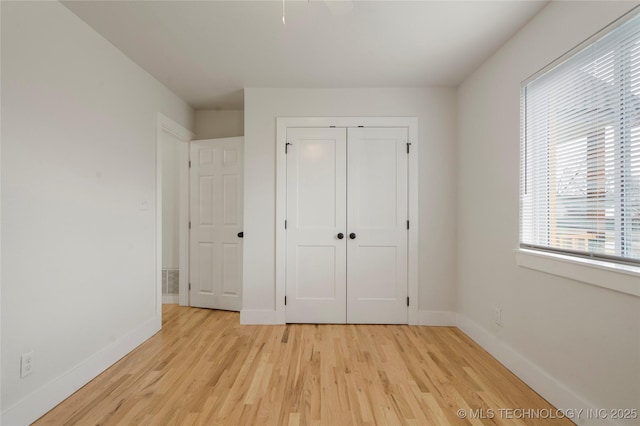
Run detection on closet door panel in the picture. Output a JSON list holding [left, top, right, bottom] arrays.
[[285, 128, 347, 323], [347, 127, 408, 324]]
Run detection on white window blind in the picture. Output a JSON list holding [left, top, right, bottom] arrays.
[[521, 10, 640, 264]]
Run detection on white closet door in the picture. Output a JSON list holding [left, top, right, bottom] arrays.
[[190, 137, 243, 311], [346, 128, 408, 324], [286, 128, 347, 323]]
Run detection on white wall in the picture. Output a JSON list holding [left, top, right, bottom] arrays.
[[457, 1, 640, 421], [1, 2, 193, 423], [162, 132, 181, 269], [243, 88, 457, 320], [194, 110, 244, 140]]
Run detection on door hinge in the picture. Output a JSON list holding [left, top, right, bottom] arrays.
[[189, 221, 191, 230], [407, 297, 410, 307], [285, 142, 292, 153], [189, 160, 191, 168], [407, 220, 410, 230], [189, 282, 192, 290], [285, 220, 287, 229], [407, 142, 412, 154], [284, 296, 287, 306]]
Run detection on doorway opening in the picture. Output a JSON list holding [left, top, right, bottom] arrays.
[[156, 113, 192, 317]]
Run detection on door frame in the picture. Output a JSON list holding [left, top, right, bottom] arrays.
[[275, 117, 419, 325], [156, 113, 193, 315]]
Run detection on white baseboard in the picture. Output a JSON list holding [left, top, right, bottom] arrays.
[[418, 310, 457, 326], [2, 317, 160, 426], [240, 309, 283, 325], [240, 309, 458, 326], [162, 294, 179, 304], [456, 315, 618, 426]]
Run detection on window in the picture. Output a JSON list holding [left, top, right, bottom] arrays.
[[520, 10, 640, 265]]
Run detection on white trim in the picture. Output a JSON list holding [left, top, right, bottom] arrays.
[[0, 2, 4, 418], [178, 140, 190, 306], [406, 118, 419, 326], [240, 309, 281, 325], [156, 113, 194, 312], [157, 113, 193, 142], [275, 119, 288, 324], [418, 310, 457, 326], [515, 248, 640, 297], [275, 117, 419, 325], [162, 294, 179, 304], [456, 315, 619, 426], [1, 317, 159, 426]]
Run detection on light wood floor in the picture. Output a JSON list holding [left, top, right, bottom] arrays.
[[35, 305, 572, 425]]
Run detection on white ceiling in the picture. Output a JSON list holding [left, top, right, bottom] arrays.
[[63, 0, 549, 110]]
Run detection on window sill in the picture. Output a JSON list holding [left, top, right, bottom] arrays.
[[515, 248, 640, 297]]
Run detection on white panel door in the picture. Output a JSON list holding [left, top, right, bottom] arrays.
[[346, 128, 408, 324], [190, 137, 243, 311], [286, 128, 347, 323]]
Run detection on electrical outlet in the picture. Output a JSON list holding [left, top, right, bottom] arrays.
[[495, 308, 503, 327], [21, 352, 33, 378]]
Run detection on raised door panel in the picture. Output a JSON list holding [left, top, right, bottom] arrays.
[[190, 137, 243, 311], [285, 128, 347, 323], [347, 128, 408, 324]]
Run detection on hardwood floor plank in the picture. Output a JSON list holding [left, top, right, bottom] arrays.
[[34, 305, 573, 425]]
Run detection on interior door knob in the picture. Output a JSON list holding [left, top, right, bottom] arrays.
[[237, 231, 244, 238], [349, 233, 357, 239], [337, 233, 344, 239]]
